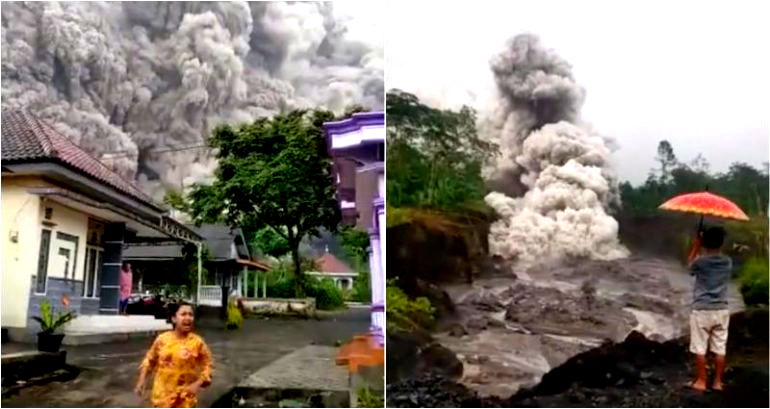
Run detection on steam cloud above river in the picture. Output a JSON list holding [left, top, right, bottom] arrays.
[[1, 1, 383, 199], [484, 34, 628, 267]]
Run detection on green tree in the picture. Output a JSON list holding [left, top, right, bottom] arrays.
[[620, 141, 769, 221], [655, 140, 678, 184], [186, 110, 341, 297], [163, 189, 191, 214], [254, 227, 291, 258], [386, 89, 498, 210], [339, 225, 371, 302]]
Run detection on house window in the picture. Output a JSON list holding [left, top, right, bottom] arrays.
[[83, 246, 103, 298], [36, 229, 52, 294], [55, 232, 79, 281], [59, 248, 71, 279]]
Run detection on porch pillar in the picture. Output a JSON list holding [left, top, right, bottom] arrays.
[[243, 265, 248, 298], [262, 271, 266, 298], [196, 242, 202, 305], [368, 228, 384, 346], [99, 222, 125, 315]]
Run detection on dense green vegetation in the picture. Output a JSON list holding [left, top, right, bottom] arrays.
[[339, 226, 372, 302], [619, 140, 768, 217], [621, 140, 768, 305], [356, 387, 385, 408], [738, 257, 769, 306], [168, 110, 342, 297], [307, 278, 346, 310], [386, 279, 436, 331], [387, 89, 497, 213], [260, 262, 346, 310], [386, 90, 492, 331]]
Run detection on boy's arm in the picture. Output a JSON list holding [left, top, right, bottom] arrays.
[[688, 256, 700, 275], [687, 235, 702, 266]]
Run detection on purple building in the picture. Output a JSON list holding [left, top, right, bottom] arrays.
[[324, 112, 384, 345]]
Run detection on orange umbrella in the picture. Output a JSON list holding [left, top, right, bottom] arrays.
[[659, 190, 750, 262], [659, 191, 750, 221]]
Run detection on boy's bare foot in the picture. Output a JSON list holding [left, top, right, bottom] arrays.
[[687, 380, 707, 391], [712, 381, 724, 391]]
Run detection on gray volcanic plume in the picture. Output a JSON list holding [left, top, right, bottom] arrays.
[[1, 1, 383, 200], [483, 34, 628, 267]]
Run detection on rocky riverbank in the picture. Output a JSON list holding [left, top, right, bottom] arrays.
[[387, 308, 768, 408]]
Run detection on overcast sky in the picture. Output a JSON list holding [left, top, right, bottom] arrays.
[[386, 0, 770, 184]]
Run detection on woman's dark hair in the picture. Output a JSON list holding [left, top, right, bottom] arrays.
[[702, 226, 726, 249], [170, 301, 194, 317]]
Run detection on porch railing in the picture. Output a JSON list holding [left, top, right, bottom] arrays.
[[199, 285, 222, 307]]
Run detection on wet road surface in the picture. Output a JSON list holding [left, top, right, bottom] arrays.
[[2, 308, 369, 408]]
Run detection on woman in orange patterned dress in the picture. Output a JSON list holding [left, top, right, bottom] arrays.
[[135, 302, 213, 408]]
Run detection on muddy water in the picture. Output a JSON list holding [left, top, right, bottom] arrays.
[[434, 256, 744, 397]]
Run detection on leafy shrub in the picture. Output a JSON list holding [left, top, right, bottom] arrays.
[[357, 387, 384, 408], [738, 257, 769, 306], [266, 277, 296, 299], [226, 301, 243, 330], [307, 278, 345, 310], [263, 263, 298, 298], [352, 269, 371, 303], [386, 280, 435, 331]]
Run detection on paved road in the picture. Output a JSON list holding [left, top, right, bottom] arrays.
[[2, 309, 369, 408]]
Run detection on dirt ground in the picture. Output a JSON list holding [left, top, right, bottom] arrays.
[[1, 308, 369, 408]]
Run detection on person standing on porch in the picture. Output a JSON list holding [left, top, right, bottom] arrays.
[[119, 262, 133, 315]]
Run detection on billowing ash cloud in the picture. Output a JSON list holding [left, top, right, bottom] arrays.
[[1, 1, 383, 200], [483, 34, 628, 267]]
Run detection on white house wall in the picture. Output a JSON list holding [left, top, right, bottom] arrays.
[[1, 180, 41, 328]]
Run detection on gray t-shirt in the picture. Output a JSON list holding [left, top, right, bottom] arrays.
[[690, 254, 732, 310]]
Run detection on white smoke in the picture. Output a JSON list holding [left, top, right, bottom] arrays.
[[1, 1, 383, 200], [484, 34, 628, 267]]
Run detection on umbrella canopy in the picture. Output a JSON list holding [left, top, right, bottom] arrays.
[[659, 191, 750, 222]]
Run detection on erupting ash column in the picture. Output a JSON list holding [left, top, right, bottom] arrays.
[[483, 34, 628, 268], [1, 1, 383, 201]]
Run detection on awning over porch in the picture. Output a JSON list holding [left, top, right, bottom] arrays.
[[27, 186, 200, 243]]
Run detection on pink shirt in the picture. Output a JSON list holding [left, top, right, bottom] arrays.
[[119, 269, 132, 300]]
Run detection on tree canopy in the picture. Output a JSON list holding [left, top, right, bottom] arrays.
[[386, 89, 498, 211], [183, 110, 341, 296], [620, 140, 768, 218]]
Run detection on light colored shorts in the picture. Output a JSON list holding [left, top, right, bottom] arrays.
[[689, 309, 730, 355]]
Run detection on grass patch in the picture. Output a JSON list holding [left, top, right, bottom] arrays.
[[356, 387, 384, 408]]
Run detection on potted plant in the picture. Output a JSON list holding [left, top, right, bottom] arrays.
[[32, 297, 76, 352]]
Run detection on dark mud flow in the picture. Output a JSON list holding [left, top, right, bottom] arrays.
[[387, 308, 768, 408], [430, 256, 714, 397]]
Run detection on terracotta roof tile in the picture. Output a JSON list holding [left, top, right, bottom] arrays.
[[1, 109, 159, 208], [315, 253, 354, 273]]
